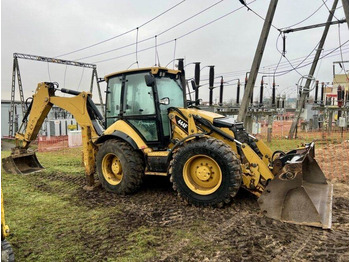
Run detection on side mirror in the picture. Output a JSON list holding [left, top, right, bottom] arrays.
[[159, 97, 170, 105], [145, 74, 155, 87], [191, 80, 197, 90]]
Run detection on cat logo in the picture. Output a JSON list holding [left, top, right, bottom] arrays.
[[175, 116, 188, 133]]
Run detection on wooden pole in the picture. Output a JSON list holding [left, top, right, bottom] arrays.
[[288, 0, 339, 139], [237, 0, 279, 124]]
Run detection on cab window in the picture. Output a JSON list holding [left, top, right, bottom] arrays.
[[106, 76, 122, 127], [124, 73, 156, 116], [156, 76, 184, 136], [124, 72, 158, 141]]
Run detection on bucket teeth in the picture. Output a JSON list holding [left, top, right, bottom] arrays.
[[2, 152, 44, 175], [258, 142, 332, 229]]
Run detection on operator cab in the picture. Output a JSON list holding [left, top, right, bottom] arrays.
[[105, 67, 185, 149]]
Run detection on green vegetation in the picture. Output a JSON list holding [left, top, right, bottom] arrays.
[[263, 137, 344, 152], [2, 148, 206, 261], [1, 136, 345, 261]]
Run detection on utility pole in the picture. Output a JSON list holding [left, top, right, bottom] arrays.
[[342, 0, 349, 27], [288, 0, 339, 139], [237, 0, 279, 125]]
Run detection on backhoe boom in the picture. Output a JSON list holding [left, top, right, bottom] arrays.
[[3, 82, 101, 185]]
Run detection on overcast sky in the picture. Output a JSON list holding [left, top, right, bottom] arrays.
[[1, 0, 348, 104]]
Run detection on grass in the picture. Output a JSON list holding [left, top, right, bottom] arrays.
[[2, 148, 205, 261], [1, 136, 345, 261], [2, 149, 102, 261], [262, 136, 346, 153], [3, 172, 89, 261]]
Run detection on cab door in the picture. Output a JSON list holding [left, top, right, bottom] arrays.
[[122, 72, 160, 144], [156, 75, 185, 145]]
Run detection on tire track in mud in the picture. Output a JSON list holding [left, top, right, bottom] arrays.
[[157, 185, 349, 261], [22, 171, 349, 261]]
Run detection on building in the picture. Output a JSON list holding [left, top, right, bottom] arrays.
[[321, 74, 349, 107], [1, 100, 103, 138]]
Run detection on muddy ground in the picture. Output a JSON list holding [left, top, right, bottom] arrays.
[[19, 172, 349, 261], [31, 175, 349, 261], [2, 141, 349, 261]]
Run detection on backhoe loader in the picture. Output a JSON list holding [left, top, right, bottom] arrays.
[[2, 190, 15, 262], [2, 67, 333, 228]]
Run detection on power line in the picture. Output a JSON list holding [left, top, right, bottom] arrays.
[[275, 32, 312, 77], [200, 45, 348, 80], [47, 62, 51, 82], [266, 40, 349, 76], [77, 68, 85, 90], [241, 3, 280, 31], [280, 1, 326, 30], [338, 23, 349, 78], [200, 45, 348, 82], [321, 0, 341, 21], [93, 0, 257, 64], [76, 0, 226, 61], [56, 0, 186, 58]]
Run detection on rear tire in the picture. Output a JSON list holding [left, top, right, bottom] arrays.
[[1, 240, 14, 262], [96, 139, 144, 194], [169, 137, 242, 207]]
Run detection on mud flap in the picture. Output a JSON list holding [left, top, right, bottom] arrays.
[[258, 143, 333, 229], [2, 152, 44, 175]]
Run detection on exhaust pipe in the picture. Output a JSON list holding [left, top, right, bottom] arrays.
[[2, 149, 44, 175], [258, 143, 333, 229]]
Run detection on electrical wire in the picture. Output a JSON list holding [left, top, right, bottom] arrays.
[[273, 32, 284, 77], [55, 0, 186, 58], [338, 23, 349, 79], [239, 0, 280, 31], [200, 46, 348, 82], [275, 32, 304, 77], [77, 68, 85, 90], [273, 53, 283, 77], [271, 40, 349, 76], [173, 39, 177, 69], [155, 36, 160, 66], [47, 62, 52, 82], [280, 1, 326, 30], [206, 31, 321, 79], [321, 0, 340, 21], [63, 65, 68, 89], [127, 61, 139, 69], [135, 27, 139, 68], [93, 0, 257, 64], [200, 45, 348, 84], [314, 45, 324, 79], [76, 0, 226, 61]]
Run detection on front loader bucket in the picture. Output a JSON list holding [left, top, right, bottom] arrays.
[[2, 152, 44, 175], [258, 143, 333, 229]]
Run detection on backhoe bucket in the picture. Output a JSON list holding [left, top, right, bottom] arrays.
[[258, 143, 333, 229], [2, 152, 44, 175]]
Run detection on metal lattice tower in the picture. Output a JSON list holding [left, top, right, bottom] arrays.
[[9, 56, 26, 137], [8, 53, 104, 137]]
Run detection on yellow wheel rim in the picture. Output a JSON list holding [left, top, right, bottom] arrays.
[[183, 154, 222, 195], [102, 153, 123, 185]]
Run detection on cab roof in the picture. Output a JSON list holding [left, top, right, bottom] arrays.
[[104, 67, 180, 81]]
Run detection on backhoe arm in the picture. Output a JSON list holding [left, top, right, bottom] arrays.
[[16, 82, 99, 147], [4, 82, 101, 185]]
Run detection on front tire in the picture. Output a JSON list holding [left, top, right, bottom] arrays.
[[170, 137, 242, 207], [96, 139, 144, 194]]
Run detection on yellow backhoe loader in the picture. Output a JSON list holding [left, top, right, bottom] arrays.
[[2, 67, 332, 228], [2, 190, 15, 262]]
